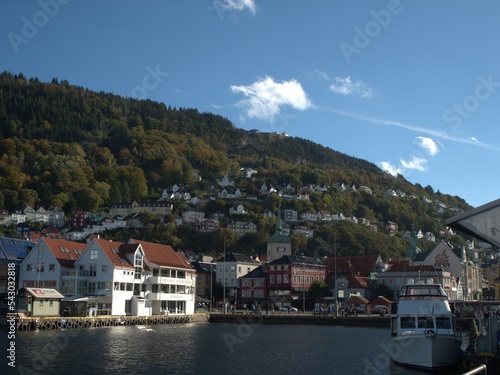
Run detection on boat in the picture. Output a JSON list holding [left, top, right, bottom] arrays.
[[389, 282, 463, 370]]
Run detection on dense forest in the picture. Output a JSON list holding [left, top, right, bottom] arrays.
[[0, 71, 472, 260]]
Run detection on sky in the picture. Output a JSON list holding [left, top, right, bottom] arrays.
[[1, 0, 499, 208]]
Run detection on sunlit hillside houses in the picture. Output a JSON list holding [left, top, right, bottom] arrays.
[[109, 200, 173, 217], [0, 206, 65, 227]]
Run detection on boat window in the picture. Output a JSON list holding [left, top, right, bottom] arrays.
[[435, 317, 451, 329], [400, 317, 415, 329], [417, 317, 434, 328]]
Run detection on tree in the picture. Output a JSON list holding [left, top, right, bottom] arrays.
[[308, 280, 330, 303]]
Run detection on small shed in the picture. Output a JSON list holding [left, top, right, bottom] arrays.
[[346, 295, 369, 313], [23, 288, 65, 317]]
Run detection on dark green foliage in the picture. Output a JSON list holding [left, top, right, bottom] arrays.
[[0, 72, 472, 260]]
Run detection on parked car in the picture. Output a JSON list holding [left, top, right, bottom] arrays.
[[289, 306, 298, 313]]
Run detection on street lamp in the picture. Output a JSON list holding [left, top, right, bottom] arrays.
[[334, 234, 338, 317], [302, 262, 306, 312]]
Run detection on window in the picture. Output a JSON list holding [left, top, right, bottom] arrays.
[[49, 264, 55, 271], [400, 317, 415, 330], [27, 264, 32, 271], [238, 266, 241, 273], [134, 251, 143, 267], [88, 282, 96, 294], [97, 282, 105, 290], [90, 249, 98, 260], [89, 264, 97, 277], [277, 275, 282, 283], [284, 274, 289, 284], [270, 275, 275, 284], [102, 264, 108, 273]]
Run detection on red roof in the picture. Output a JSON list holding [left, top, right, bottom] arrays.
[[128, 239, 191, 270], [324, 255, 381, 277], [385, 260, 436, 273], [345, 276, 371, 289], [94, 238, 133, 269], [369, 296, 393, 306], [43, 238, 87, 268]]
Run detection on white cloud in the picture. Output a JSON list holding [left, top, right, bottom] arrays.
[[214, 0, 257, 17], [401, 156, 428, 171], [380, 161, 403, 176], [380, 156, 428, 176], [415, 136, 439, 156], [329, 76, 373, 98], [231, 76, 312, 122]]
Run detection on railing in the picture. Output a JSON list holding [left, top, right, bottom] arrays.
[[461, 364, 487, 375]]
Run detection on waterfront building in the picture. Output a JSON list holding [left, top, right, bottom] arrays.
[[239, 265, 267, 305], [215, 253, 260, 302], [0, 237, 35, 313], [18, 238, 87, 293], [412, 241, 482, 301], [128, 239, 196, 315], [377, 260, 456, 300], [191, 260, 216, 301], [18, 287, 65, 317], [266, 255, 326, 308]]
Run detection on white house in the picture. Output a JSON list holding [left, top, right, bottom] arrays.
[[18, 238, 87, 297], [128, 239, 196, 315]]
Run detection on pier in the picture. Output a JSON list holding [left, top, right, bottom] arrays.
[[9, 312, 209, 331]]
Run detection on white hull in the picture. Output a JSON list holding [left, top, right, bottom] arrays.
[[391, 334, 463, 370]]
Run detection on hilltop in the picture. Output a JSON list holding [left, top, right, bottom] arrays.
[[0, 72, 471, 259]]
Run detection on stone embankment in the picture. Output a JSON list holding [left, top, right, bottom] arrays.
[[8, 312, 209, 331]]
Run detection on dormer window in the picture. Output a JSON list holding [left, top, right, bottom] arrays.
[[134, 251, 143, 267]]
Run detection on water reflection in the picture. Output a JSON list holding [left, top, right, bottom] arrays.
[[9, 323, 462, 375]]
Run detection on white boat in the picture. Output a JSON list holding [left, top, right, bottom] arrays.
[[390, 283, 463, 370]]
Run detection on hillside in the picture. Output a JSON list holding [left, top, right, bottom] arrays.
[[0, 71, 472, 260]]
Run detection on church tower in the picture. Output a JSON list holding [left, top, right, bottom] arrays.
[[266, 207, 292, 262]]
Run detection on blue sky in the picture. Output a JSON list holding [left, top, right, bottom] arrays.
[[1, 0, 499, 208]]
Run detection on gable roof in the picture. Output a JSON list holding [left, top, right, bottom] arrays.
[[324, 255, 381, 277], [346, 295, 369, 305], [93, 238, 133, 269], [369, 296, 392, 306], [384, 260, 436, 273], [216, 253, 259, 264], [128, 239, 192, 270], [345, 276, 371, 289], [267, 255, 323, 266], [42, 238, 87, 268], [241, 265, 267, 279]]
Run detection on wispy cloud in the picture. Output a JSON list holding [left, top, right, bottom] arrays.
[[415, 136, 439, 156], [380, 155, 428, 176], [311, 70, 373, 98], [329, 76, 373, 98], [231, 76, 313, 122], [214, 0, 257, 17], [323, 107, 500, 151]]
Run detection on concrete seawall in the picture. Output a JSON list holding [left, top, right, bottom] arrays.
[[209, 313, 390, 327], [4, 312, 209, 331]]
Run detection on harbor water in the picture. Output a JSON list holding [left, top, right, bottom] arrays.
[[2, 322, 465, 375]]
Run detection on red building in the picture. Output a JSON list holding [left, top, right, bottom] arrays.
[[238, 265, 267, 308], [267, 255, 326, 310]]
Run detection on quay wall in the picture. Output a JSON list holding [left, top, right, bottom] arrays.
[[5, 312, 208, 331], [209, 313, 390, 327]]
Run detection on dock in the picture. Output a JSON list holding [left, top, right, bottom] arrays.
[[7, 312, 209, 331]]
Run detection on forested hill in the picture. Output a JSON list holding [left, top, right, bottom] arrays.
[[0, 71, 471, 260]]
